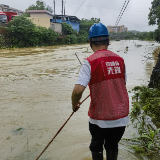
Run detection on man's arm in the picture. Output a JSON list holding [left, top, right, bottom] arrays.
[[71, 84, 85, 112], [72, 60, 91, 112]]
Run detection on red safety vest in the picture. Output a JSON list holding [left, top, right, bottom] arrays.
[[86, 49, 129, 120]]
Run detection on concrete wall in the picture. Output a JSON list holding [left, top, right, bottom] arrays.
[[30, 13, 53, 19], [50, 22, 62, 35], [28, 17, 51, 28]]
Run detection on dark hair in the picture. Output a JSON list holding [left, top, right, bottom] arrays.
[[90, 37, 109, 46]]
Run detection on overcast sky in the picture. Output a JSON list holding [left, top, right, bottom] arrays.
[[0, 0, 158, 32]]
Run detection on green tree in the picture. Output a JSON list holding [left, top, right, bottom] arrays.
[[35, 0, 46, 10], [24, 0, 53, 16], [145, 31, 155, 40], [148, 0, 160, 42], [154, 29, 160, 42], [2, 17, 105, 48], [70, 34, 77, 44], [7, 16, 37, 47], [7, 16, 57, 47], [62, 22, 74, 35], [148, 0, 160, 26], [77, 18, 101, 43], [79, 18, 101, 34], [46, 5, 53, 13], [137, 32, 148, 40]]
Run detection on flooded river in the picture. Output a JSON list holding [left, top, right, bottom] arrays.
[[0, 40, 160, 160]]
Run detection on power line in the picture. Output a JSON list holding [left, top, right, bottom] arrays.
[[67, 1, 147, 13], [74, 0, 87, 15], [115, 0, 130, 26], [115, 0, 127, 26]]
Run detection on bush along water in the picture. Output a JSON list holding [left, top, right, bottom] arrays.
[[1, 15, 159, 49], [124, 86, 160, 159], [6, 16, 58, 48], [0, 16, 100, 48]]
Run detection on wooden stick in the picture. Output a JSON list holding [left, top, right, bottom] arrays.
[[35, 94, 90, 160]]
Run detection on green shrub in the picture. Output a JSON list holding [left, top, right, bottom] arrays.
[[123, 86, 160, 158], [77, 35, 88, 44], [70, 34, 77, 44], [7, 16, 58, 47], [62, 22, 74, 35]]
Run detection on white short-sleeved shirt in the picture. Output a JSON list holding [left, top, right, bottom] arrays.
[[76, 60, 129, 128]]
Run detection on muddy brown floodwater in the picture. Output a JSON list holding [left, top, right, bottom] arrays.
[[0, 40, 160, 160]]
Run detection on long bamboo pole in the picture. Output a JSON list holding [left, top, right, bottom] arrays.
[[35, 94, 90, 160]]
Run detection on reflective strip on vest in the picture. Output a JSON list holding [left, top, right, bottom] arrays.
[[86, 49, 129, 120]]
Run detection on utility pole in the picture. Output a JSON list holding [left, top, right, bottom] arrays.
[[62, 0, 64, 15], [53, 0, 56, 22], [64, 2, 65, 17], [54, 0, 55, 15], [63, 1, 66, 22]]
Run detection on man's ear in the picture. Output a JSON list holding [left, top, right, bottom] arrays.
[[89, 40, 92, 49]]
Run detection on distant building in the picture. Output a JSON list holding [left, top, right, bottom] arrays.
[[0, 4, 24, 15], [28, 16, 62, 35], [107, 25, 128, 33], [27, 10, 80, 35], [27, 10, 62, 35]]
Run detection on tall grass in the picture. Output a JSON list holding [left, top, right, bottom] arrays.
[[153, 47, 160, 55]]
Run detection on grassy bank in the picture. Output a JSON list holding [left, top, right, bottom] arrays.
[[123, 47, 160, 159]]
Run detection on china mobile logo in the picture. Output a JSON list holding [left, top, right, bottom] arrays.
[[101, 61, 121, 76]]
